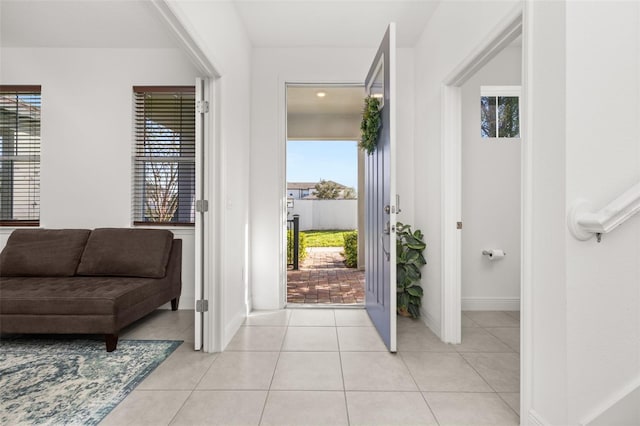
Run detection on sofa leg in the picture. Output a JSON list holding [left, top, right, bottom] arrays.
[[171, 297, 179, 311], [105, 334, 118, 352]]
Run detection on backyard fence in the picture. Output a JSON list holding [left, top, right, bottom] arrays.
[[288, 199, 357, 231]]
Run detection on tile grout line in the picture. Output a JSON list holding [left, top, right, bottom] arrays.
[[458, 351, 503, 394], [397, 351, 441, 426], [478, 318, 521, 418], [334, 310, 352, 425], [454, 324, 518, 355], [460, 319, 516, 391], [257, 316, 289, 425], [482, 326, 520, 353], [458, 318, 521, 420], [128, 309, 520, 424], [110, 310, 199, 425], [496, 391, 521, 418], [165, 329, 222, 425], [166, 389, 195, 425], [190, 345, 222, 390]]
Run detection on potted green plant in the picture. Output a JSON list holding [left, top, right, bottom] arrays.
[[396, 222, 426, 318]]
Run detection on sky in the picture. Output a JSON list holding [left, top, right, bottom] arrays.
[[287, 140, 358, 189]]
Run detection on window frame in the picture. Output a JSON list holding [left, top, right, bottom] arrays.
[[480, 85, 521, 139], [0, 85, 42, 227], [132, 85, 196, 227]]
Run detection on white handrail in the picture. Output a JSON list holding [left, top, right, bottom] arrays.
[[568, 182, 640, 242]]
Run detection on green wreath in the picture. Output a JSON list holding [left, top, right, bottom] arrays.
[[360, 96, 382, 155]]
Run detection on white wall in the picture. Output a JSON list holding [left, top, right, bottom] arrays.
[[289, 199, 357, 232], [526, 2, 569, 422], [412, 0, 519, 334], [250, 46, 415, 310], [563, 1, 640, 423], [523, 1, 640, 424], [0, 47, 199, 310], [461, 47, 521, 311], [166, 0, 252, 348]]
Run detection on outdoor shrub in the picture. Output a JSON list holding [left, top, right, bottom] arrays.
[[343, 231, 358, 268], [299, 232, 307, 261], [287, 229, 307, 265]]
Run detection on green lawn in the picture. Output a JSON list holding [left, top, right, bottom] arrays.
[[301, 230, 355, 247]]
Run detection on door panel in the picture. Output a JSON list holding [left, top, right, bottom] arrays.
[[364, 24, 397, 352]]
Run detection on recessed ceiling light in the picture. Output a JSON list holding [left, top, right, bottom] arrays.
[[316, 91, 326, 98]]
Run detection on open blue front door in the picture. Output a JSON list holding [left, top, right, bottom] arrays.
[[364, 23, 397, 352]]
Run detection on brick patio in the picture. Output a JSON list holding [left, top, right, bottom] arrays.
[[287, 247, 365, 304]]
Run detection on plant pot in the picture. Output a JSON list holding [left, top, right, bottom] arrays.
[[397, 308, 411, 317]]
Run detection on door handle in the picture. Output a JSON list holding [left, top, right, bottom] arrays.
[[382, 221, 395, 235], [380, 233, 390, 261]]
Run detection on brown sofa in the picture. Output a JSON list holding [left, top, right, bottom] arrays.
[[0, 228, 182, 351]]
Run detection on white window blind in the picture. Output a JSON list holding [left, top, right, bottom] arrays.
[[133, 86, 195, 225], [0, 85, 41, 226]]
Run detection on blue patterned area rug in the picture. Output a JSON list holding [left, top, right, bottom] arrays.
[[0, 338, 182, 425]]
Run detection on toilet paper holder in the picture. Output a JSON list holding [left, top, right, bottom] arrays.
[[482, 250, 506, 256]]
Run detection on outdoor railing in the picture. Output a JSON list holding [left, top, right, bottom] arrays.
[[287, 215, 300, 270]]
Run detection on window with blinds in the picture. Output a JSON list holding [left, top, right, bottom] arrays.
[[133, 86, 196, 225], [0, 86, 41, 226]]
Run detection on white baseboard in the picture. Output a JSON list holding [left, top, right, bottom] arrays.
[[223, 309, 246, 349], [420, 308, 442, 339], [462, 297, 520, 311]]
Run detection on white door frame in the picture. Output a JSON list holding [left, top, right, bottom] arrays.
[[440, 3, 531, 419], [151, 0, 223, 352]]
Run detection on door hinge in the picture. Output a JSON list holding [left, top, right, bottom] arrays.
[[196, 100, 209, 114], [457, 222, 463, 230], [196, 200, 209, 213], [196, 299, 209, 313]]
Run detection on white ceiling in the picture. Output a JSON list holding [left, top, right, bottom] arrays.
[[0, 0, 179, 48], [234, 0, 440, 48], [287, 86, 364, 139], [0, 0, 439, 49], [287, 86, 365, 115]]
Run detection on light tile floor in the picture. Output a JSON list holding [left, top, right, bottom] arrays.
[[102, 309, 520, 425]]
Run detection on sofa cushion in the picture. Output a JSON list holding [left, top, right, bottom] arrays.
[[0, 229, 91, 277], [77, 228, 173, 278], [0, 275, 170, 316]]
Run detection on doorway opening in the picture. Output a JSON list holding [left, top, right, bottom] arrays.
[[441, 5, 524, 417], [459, 40, 522, 414], [461, 41, 522, 335], [285, 84, 366, 306]]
